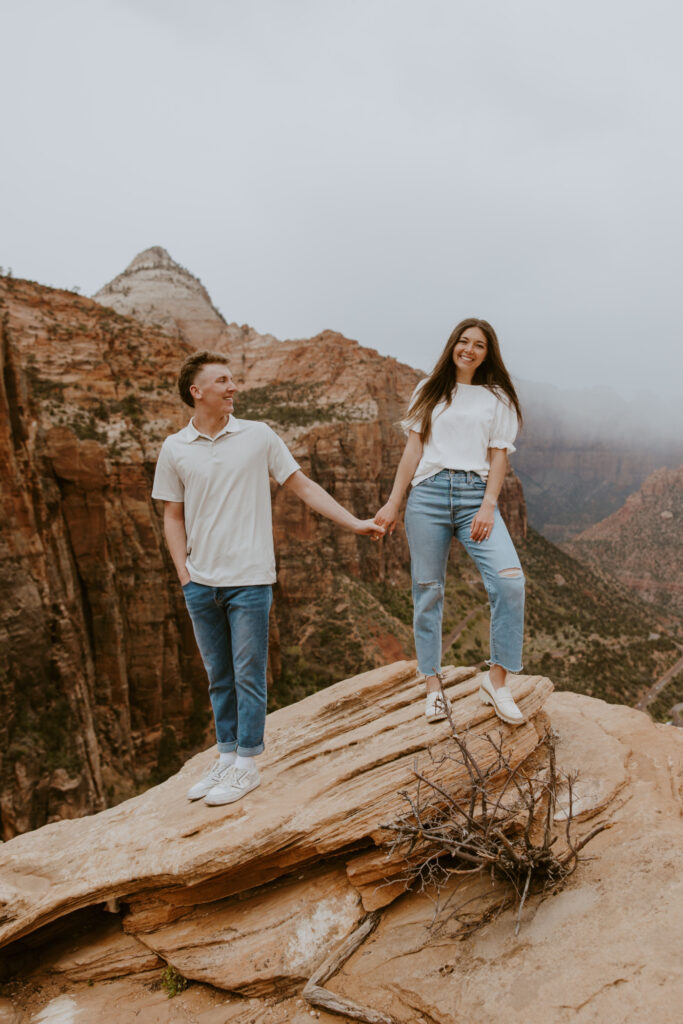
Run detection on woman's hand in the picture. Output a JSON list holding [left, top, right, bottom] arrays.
[[179, 568, 192, 585], [470, 501, 495, 543], [374, 499, 400, 535], [354, 518, 386, 541]]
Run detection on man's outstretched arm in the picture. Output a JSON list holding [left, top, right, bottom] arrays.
[[283, 471, 385, 538], [163, 501, 192, 583]]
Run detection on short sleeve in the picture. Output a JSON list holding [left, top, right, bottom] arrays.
[[400, 379, 427, 435], [152, 440, 185, 501], [265, 426, 300, 484], [489, 395, 518, 454]]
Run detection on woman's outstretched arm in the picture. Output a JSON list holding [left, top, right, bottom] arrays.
[[374, 430, 423, 534]]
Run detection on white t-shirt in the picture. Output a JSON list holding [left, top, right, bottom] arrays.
[[403, 382, 518, 486], [152, 416, 300, 586]]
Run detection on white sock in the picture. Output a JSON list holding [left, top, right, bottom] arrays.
[[234, 754, 255, 771], [219, 752, 236, 767]]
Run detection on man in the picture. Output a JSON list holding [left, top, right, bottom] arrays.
[[152, 351, 384, 806]]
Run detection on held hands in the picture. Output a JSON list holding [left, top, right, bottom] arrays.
[[354, 518, 386, 541], [374, 499, 400, 535], [470, 500, 495, 543]]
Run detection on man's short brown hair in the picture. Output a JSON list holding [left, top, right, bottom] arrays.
[[178, 351, 230, 407]]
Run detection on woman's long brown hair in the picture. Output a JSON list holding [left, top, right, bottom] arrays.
[[408, 318, 523, 444]]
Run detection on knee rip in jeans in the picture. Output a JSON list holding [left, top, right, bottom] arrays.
[[417, 580, 443, 589], [498, 567, 523, 579]]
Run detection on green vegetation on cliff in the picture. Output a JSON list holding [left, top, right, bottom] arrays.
[[272, 526, 681, 712]]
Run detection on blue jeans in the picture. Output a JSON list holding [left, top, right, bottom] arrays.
[[182, 582, 272, 756], [405, 470, 525, 676]]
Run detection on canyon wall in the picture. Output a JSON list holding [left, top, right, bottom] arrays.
[[0, 273, 529, 838], [0, 279, 207, 838], [1, 255, 677, 839]]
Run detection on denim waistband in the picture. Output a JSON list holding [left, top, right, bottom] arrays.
[[429, 469, 485, 485]]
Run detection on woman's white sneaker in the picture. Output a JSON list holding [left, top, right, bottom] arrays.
[[479, 675, 524, 725], [204, 765, 261, 805], [425, 691, 450, 722]]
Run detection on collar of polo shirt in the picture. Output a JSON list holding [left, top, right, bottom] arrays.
[[185, 414, 243, 442]]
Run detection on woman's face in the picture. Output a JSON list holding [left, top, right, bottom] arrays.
[[452, 327, 488, 377]]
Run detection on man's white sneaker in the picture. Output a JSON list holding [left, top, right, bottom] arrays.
[[187, 759, 233, 801], [479, 675, 524, 725], [425, 690, 451, 723], [204, 765, 261, 806]]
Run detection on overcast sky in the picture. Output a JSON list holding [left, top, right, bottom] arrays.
[[2, 0, 682, 398]]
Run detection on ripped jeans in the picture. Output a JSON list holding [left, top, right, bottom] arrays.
[[405, 469, 525, 676]]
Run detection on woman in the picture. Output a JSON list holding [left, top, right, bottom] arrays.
[[375, 318, 525, 725]]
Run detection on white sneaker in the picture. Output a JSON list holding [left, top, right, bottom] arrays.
[[479, 675, 524, 725], [425, 691, 450, 723], [204, 765, 261, 806], [187, 759, 233, 801]]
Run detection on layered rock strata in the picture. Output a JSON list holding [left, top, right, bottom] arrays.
[[1, 663, 552, 984], [3, 669, 683, 1024]]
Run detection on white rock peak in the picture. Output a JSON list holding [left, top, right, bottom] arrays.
[[92, 245, 230, 348], [123, 245, 184, 274]]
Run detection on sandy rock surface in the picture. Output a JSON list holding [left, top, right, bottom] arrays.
[[138, 865, 364, 995], [1, 661, 553, 1019], [2, 685, 682, 1023], [326, 691, 683, 1024], [0, 663, 551, 949]]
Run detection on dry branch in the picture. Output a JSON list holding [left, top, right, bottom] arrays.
[[303, 911, 397, 1024], [380, 685, 608, 936]]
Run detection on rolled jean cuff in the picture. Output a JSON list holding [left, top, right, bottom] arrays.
[[217, 741, 237, 754], [236, 742, 264, 757], [485, 658, 524, 674], [417, 664, 443, 677]]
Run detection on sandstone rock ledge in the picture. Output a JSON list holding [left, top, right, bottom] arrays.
[[1, 664, 682, 1024]]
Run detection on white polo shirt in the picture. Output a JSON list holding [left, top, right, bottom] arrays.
[[152, 416, 300, 587]]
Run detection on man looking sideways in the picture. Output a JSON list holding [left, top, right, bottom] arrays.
[[152, 351, 384, 806]]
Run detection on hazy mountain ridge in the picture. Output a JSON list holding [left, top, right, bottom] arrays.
[[513, 380, 682, 541], [564, 464, 683, 615]]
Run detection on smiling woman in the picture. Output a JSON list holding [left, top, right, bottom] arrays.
[[375, 318, 526, 726]]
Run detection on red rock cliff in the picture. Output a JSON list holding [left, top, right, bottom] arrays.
[[0, 275, 528, 838]]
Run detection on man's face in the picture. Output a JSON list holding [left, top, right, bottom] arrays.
[[190, 363, 236, 416]]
